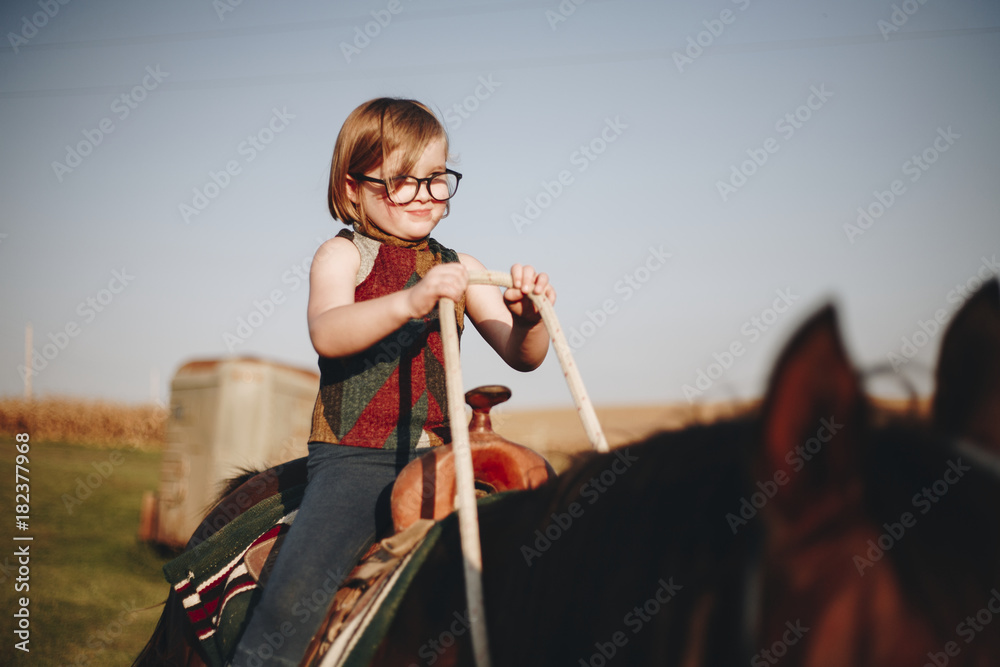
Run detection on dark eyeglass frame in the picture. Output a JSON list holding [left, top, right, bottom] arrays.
[[349, 169, 463, 204]]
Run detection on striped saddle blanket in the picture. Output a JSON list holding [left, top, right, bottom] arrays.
[[162, 482, 440, 667]]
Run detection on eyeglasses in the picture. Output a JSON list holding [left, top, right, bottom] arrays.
[[350, 169, 462, 205]]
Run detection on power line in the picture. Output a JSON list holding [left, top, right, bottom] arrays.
[[1, 25, 996, 100], [0, 1, 573, 53]]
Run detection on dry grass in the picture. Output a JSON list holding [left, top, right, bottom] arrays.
[[492, 400, 760, 471], [492, 396, 929, 472], [0, 395, 167, 450]]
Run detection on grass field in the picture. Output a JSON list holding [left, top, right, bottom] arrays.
[[0, 436, 170, 666]]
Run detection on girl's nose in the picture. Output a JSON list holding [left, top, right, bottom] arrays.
[[412, 180, 433, 202]]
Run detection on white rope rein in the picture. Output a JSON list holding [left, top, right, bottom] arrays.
[[439, 269, 609, 667]]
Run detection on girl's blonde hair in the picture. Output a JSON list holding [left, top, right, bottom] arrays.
[[328, 98, 449, 229]]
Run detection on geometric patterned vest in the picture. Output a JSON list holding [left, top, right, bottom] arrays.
[[308, 226, 465, 450]]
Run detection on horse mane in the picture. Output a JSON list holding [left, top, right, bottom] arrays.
[[130, 593, 207, 667], [203, 467, 262, 516]]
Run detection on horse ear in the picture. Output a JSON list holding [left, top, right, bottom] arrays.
[[932, 278, 1000, 452], [757, 305, 866, 529]]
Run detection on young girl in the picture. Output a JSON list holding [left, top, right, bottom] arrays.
[[229, 98, 556, 666]]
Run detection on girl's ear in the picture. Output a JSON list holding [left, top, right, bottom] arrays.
[[345, 175, 360, 204]]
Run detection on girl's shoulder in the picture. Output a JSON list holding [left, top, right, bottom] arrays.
[[317, 232, 358, 251], [457, 252, 484, 270], [312, 231, 361, 272]]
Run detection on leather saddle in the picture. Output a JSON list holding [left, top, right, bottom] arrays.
[[390, 384, 555, 533]]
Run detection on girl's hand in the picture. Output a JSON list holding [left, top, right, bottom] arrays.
[[407, 263, 469, 318], [503, 264, 556, 325]]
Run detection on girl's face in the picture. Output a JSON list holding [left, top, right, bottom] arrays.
[[349, 136, 449, 241]]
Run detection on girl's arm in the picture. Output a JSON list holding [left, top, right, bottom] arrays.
[[307, 236, 468, 358], [459, 253, 556, 372]]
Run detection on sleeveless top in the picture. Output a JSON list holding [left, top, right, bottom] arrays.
[[308, 226, 466, 450]]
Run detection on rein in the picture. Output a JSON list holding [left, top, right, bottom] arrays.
[[438, 269, 610, 667]]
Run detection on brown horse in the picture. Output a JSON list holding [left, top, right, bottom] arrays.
[[367, 280, 1000, 666], [136, 280, 1000, 666]]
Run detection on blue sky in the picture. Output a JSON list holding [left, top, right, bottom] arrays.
[[1, 0, 998, 410]]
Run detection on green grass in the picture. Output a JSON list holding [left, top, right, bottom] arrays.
[[0, 437, 173, 666]]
